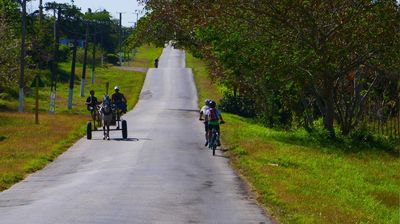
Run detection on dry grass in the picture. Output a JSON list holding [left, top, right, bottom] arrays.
[[129, 59, 151, 68], [0, 112, 87, 191], [0, 45, 162, 191]]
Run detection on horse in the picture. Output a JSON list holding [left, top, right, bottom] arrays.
[[88, 105, 101, 131], [99, 95, 114, 140]]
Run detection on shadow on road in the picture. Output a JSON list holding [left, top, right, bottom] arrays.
[[213, 154, 228, 159], [113, 138, 140, 142], [89, 137, 153, 142], [166, 108, 199, 113]]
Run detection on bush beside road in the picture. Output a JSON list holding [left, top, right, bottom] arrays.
[[187, 53, 400, 224]]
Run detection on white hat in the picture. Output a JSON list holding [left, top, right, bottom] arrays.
[[114, 86, 119, 90]]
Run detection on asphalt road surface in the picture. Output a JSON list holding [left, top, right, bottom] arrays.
[[0, 46, 271, 224]]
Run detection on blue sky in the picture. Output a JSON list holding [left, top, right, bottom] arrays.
[[28, 0, 144, 27]]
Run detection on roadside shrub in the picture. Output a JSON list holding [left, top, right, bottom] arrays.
[[106, 53, 119, 65], [0, 93, 12, 100], [345, 129, 398, 152], [219, 92, 256, 118], [76, 45, 103, 65], [255, 94, 294, 129], [0, 86, 18, 99], [58, 45, 70, 62]]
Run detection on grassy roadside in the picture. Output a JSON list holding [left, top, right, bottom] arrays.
[[129, 44, 163, 68], [0, 45, 162, 191], [186, 53, 223, 103], [186, 53, 400, 223], [0, 113, 86, 190]]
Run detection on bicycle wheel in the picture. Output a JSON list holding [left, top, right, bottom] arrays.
[[212, 144, 216, 156], [86, 122, 92, 140], [211, 130, 217, 155], [122, 120, 128, 139], [208, 133, 213, 149]]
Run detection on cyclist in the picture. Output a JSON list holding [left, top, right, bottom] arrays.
[[205, 100, 225, 146], [154, 58, 159, 68], [111, 86, 127, 113], [85, 90, 99, 112], [199, 99, 211, 146]]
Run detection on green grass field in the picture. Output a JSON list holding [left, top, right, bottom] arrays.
[[20, 64, 145, 114], [186, 53, 223, 103], [0, 113, 86, 190], [0, 45, 162, 191], [128, 45, 163, 68], [186, 53, 400, 224]]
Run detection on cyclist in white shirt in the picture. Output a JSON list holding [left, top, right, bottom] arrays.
[[199, 99, 211, 146]]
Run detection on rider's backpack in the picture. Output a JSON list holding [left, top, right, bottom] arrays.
[[208, 108, 218, 121]]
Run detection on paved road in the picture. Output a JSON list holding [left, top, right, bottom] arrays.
[[0, 46, 271, 224]]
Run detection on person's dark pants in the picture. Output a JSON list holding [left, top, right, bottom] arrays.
[[208, 123, 220, 144], [115, 102, 127, 112]]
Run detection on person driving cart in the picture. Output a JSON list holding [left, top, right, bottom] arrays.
[[85, 90, 99, 111], [111, 86, 127, 113]]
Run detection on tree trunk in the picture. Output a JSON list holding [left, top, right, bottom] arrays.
[[80, 23, 89, 97], [323, 82, 336, 139], [18, 0, 27, 112], [91, 24, 96, 84]]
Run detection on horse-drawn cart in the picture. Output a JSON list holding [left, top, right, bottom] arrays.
[[86, 83, 128, 140], [86, 105, 128, 140]]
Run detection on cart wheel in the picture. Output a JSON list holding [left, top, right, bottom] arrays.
[[122, 120, 127, 139], [87, 122, 92, 140]]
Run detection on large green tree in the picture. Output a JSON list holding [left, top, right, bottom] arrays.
[[0, 0, 20, 94], [135, 0, 400, 138]]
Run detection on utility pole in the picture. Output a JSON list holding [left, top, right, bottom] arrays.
[[118, 12, 123, 66], [39, 0, 43, 24], [80, 21, 89, 97], [91, 23, 97, 84], [18, 0, 27, 112], [68, 40, 77, 110], [49, 7, 61, 114], [131, 10, 140, 64], [35, 76, 39, 124], [100, 32, 104, 67], [134, 10, 139, 25], [126, 31, 130, 66], [67, 0, 78, 110], [122, 29, 125, 64], [127, 21, 136, 65]]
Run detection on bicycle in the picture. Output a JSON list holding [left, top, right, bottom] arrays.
[[208, 121, 224, 156]]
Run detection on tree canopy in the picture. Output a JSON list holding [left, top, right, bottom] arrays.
[[0, 1, 125, 96], [131, 0, 400, 138]]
